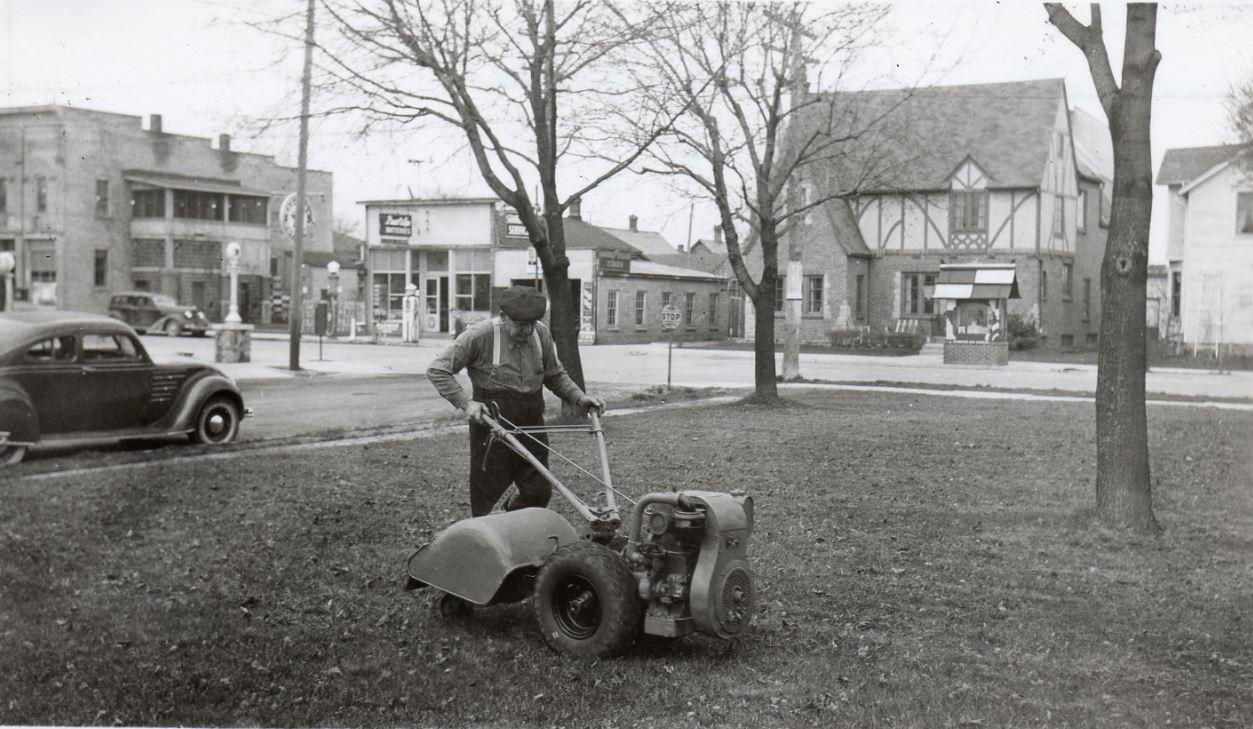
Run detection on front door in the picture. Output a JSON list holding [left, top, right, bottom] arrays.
[[425, 276, 450, 333], [80, 332, 153, 431]]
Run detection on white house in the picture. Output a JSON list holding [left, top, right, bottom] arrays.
[[1156, 145, 1253, 354]]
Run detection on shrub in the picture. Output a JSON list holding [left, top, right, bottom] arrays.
[[827, 329, 926, 354], [1006, 313, 1042, 351]]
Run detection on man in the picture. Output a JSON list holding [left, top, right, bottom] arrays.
[[427, 286, 604, 517]]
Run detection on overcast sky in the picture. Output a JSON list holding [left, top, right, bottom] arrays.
[[3, 0, 1251, 263]]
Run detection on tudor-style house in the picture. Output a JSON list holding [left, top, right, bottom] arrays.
[[736, 78, 1110, 352], [1155, 144, 1253, 354]]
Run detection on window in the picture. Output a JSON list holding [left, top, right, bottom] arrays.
[[635, 291, 646, 326], [803, 275, 823, 315], [228, 195, 267, 224], [901, 273, 935, 316], [1082, 278, 1091, 321], [774, 276, 784, 313], [173, 239, 220, 269], [1086, 332, 1098, 346], [855, 274, 866, 322], [1171, 272, 1181, 317], [950, 190, 987, 233], [454, 273, 491, 311], [93, 249, 108, 287], [173, 190, 224, 221], [684, 292, 695, 326], [607, 290, 619, 327], [1062, 262, 1074, 300], [1238, 192, 1253, 234], [24, 336, 75, 363], [1041, 270, 1049, 302], [35, 176, 47, 213], [662, 291, 674, 309], [95, 179, 109, 216], [1077, 190, 1088, 233], [82, 333, 140, 362], [131, 189, 165, 218], [1052, 198, 1064, 237], [132, 239, 165, 267], [0, 179, 6, 215], [708, 292, 719, 330], [1060, 333, 1074, 350]]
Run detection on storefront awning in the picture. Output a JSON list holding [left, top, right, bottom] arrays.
[[929, 263, 1019, 300], [124, 172, 271, 197]]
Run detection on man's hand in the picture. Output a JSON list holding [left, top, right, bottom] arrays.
[[576, 394, 605, 414], [463, 401, 490, 425]]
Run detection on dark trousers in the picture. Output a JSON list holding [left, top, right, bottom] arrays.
[[468, 388, 552, 517]]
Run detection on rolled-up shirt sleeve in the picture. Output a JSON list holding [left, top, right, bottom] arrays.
[[427, 332, 480, 410], [540, 327, 585, 404]]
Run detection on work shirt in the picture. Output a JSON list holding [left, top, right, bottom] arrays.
[[427, 317, 584, 410]]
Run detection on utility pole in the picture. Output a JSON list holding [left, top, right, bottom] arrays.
[[781, 7, 809, 381], [289, 0, 315, 371]]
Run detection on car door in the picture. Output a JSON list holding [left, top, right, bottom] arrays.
[[79, 332, 154, 431], [7, 334, 82, 435], [135, 295, 160, 330]]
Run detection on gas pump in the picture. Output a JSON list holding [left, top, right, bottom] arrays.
[[402, 283, 421, 343]]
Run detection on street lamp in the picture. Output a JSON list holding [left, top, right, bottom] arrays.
[[326, 260, 340, 337], [0, 251, 14, 312], [224, 241, 242, 323]]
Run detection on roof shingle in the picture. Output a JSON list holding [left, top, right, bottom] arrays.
[[1156, 144, 1252, 186]]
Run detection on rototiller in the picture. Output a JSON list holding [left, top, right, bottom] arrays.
[[405, 411, 755, 657]]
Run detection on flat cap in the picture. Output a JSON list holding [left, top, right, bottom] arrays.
[[499, 285, 547, 322]]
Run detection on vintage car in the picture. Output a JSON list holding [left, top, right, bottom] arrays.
[[108, 291, 212, 336], [0, 311, 249, 465]]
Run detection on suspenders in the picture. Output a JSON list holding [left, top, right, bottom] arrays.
[[490, 317, 544, 370]]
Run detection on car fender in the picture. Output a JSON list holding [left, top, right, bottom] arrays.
[[0, 382, 39, 445], [163, 373, 245, 431], [152, 314, 179, 331]]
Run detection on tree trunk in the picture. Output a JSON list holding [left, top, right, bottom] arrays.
[[540, 212, 585, 392], [1096, 89, 1159, 533], [751, 270, 779, 401]]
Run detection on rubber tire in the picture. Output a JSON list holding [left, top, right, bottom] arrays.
[[533, 541, 642, 658], [192, 396, 240, 445], [0, 445, 27, 465], [164, 320, 182, 337], [433, 592, 474, 620]]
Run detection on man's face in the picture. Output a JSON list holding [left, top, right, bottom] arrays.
[[501, 314, 536, 343]]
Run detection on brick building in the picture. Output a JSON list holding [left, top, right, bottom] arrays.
[[0, 105, 333, 322], [734, 79, 1110, 351]]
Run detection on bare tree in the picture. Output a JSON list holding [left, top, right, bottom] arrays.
[[1045, 3, 1162, 533], [617, 1, 905, 401], [312, 0, 672, 390], [1229, 77, 1253, 176]]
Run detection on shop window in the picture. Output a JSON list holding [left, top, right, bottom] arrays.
[[94, 249, 108, 287], [425, 250, 448, 271], [1238, 192, 1253, 234], [803, 275, 823, 316], [634, 290, 646, 326], [131, 189, 165, 218], [684, 292, 695, 326], [901, 272, 935, 316], [454, 273, 491, 311], [228, 195, 267, 224], [95, 179, 109, 216], [607, 290, 618, 327]]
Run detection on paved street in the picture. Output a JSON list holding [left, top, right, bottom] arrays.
[[141, 331, 1253, 401]]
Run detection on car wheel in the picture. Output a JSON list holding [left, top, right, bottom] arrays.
[[0, 445, 27, 466], [533, 541, 642, 658], [164, 320, 182, 337], [192, 396, 240, 445]]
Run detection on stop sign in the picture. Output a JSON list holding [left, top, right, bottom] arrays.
[[660, 304, 681, 331]]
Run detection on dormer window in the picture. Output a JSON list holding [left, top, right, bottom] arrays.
[[950, 190, 987, 234], [947, 157, 990, 249]]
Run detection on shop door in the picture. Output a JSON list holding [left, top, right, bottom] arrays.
[[425, 276, 450, 333]]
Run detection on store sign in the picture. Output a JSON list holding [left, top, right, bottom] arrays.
[[599, 254, 630, 276], [504, 209, 528, 238], [379, 213, 413, 237]]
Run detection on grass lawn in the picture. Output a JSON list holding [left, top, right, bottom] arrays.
[[1, 390, 1250, 728]]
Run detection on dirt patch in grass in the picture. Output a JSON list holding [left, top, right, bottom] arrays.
[[1, 389, 1250, 727]]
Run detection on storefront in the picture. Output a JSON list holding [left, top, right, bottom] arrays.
[[929, 262, 1020, 365]]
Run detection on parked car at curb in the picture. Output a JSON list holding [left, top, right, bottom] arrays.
[[0, 311, 250, 465], [108, 291, 212, 336]]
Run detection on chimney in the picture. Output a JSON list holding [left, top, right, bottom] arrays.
[[714, 225, 722, 244], [567, 197, 582, 221], [148, 114, 163, 134], [629, 214, 638, 232], [218, 134, 231, 153]]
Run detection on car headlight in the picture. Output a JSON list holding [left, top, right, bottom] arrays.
[[184, 310, 194, 318]]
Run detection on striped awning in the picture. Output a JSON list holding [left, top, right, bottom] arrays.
[[928, 263, 1020, 300]]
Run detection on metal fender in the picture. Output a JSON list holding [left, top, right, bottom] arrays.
[[164, 374, 244, 432], [406, 508, 581, 605], [683, 490, 756, 638], [0, 384, 39, 445]]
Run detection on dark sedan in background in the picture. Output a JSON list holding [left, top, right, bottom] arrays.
[[0, 311, 248, 465], [108, 291, 212, 336]]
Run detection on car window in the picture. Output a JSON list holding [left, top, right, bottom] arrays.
[[82, 334, 141, 362], [109, 296, 125, 307], [23, 336, 76, 364], [151, 294, 177, 307]]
